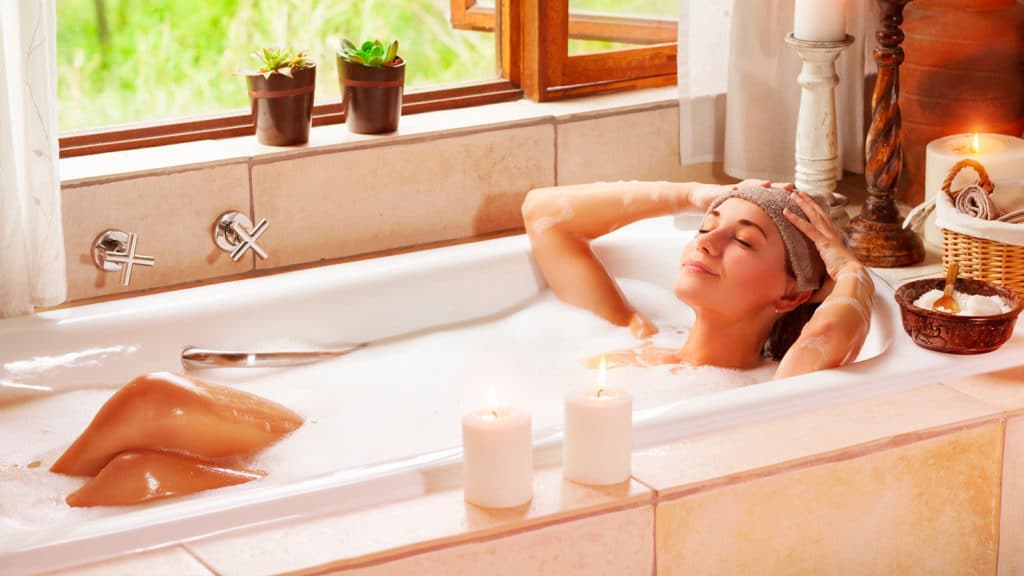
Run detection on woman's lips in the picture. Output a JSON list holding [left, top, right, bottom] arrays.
[[683, 261, 717, 276]]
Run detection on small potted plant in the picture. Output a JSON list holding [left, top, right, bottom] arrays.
[[336, 39, 405, 134], [247, 47, 316, 146]]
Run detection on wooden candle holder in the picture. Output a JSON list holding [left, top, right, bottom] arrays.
[[843, 0, 925, 267]]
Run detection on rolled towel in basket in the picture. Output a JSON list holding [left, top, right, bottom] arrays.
[[954, 184, 1001, 220], [998, 208, 1024, 224]]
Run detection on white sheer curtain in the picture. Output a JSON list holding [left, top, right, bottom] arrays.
[[0, 0, 65, 318], [679, 0, 877, 181]]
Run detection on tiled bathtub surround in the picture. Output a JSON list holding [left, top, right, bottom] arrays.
[[249, 124, 554, 270], [57, 88, 695, 303], [184, 468, 653, 576], [655, 423, 1003, 575], [61, 163, 253, 301]]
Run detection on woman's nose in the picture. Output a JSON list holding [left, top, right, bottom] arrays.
[[695, 229, 721, 256]]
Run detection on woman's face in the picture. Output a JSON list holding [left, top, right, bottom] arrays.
[[675, 198, 795, 321]]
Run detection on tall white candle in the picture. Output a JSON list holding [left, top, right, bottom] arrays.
[[922, 133, 1024, 245], [793, 0, 847, 42], [462, 396, 533, 508], [563, 356, 633, 486]]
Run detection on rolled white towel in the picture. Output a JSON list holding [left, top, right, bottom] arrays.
[[954, 184, 1001, 220]]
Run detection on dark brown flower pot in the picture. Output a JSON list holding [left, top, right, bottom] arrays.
[[246, 66, 316, 146], [337, 55, 405, 134]]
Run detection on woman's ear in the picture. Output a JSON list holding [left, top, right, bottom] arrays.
[[774, 281, 814, 314]]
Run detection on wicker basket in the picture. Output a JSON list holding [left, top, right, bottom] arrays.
[[938, 158, 1024, 298]]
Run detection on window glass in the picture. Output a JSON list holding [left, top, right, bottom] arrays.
[[57, 0, 497, 131], [566, 0, 677, 55]]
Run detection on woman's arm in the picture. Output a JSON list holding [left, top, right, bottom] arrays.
[[522, 179, 773, 336], [774, 191, 874, 379]]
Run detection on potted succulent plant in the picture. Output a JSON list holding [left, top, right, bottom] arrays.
[[246, 47, 316, 146], [336, 39, 405, 134]]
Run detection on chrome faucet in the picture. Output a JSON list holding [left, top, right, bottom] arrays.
[[92, 229, 156, 286], [214, 211, 270, 261]]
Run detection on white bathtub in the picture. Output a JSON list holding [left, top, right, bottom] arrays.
[[2, 216, 1022, 574]]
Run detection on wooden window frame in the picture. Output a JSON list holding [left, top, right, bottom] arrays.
[[60, 0, 677, 157], [451, 0, 676, 45], [516, 0, 677, 101]]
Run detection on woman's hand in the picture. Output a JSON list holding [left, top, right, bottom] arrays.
[[690, 179, 795, 212], [783, 190, 860, 279]]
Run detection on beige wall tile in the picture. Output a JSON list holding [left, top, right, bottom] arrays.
[[557, 105, 689, 185], [43, 546, 212, 576], [187, 467, 650, 576], [334, 505, 653, 576], [656, 422, 1002, 576], [943, 366, 1024, 414], [1000, 416, 1024, 575], [250, 124, 555, 270], [61, 164, 253, 301], [632, 384, 1001, 495]]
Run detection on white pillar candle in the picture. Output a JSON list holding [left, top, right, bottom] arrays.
[[923, 133, 1024, 245], [793, 0, 848, 42], [563, 356, 633, 485], [462, 406, 533, 508]]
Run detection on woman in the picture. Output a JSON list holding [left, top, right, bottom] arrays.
[[521, 179, 873, 380]]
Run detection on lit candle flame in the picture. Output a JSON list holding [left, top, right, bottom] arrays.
[[971, 132, 980, 154], [597, 354, 607, 395], [487, 385, 497, 410]]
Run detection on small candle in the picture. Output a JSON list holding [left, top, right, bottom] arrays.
[[793, 0, 847, 42], [462, 389, 533, 508], [563, 356, 633, 485], [923, 133, 1024, 245]]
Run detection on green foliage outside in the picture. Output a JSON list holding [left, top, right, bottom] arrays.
[[56, 0, 677, 132], [56, 0, 495, 130]]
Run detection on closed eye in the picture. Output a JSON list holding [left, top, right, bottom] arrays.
[[732, 235, 753, 248]]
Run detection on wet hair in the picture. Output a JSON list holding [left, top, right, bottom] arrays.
[[764, 301, 820, 360], [762, 258, 821, 360]]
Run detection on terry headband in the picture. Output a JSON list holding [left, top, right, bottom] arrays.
[[706, 186, 829, 292]]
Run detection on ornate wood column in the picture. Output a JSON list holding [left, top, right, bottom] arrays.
[[843, 0, 925, 267]]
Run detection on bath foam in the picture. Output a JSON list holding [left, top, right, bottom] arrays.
[[818, 296, 871, 325], [0, 279, 772, 539]]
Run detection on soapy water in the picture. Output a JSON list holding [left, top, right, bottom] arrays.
[[912, 289, 1011, 316], [0, 279, 775, 537]]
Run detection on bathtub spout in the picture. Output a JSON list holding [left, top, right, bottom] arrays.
[[181, 343, 368, 370]]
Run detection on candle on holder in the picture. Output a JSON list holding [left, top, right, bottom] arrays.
[[794, 0, 848, 42], [563, 356, 633, 486], [922, 133, 1024, 245], [462, 387, 533, 508]]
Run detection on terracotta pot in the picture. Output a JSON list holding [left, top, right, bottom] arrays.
[[899, 0, 1024, 203], [246, 66, 316, 146], [337, 55, 405, 134]]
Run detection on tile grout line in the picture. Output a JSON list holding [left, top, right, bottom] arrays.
[[247, 158, 257, 273], [181, 543, 223, 576], [629, 470, 662, 576], [552, 117, 559, 186], [650, 502, 658, 576], [994, 417, 1008, 573], [295, 498, 653, 575], [940, 381, 1020, 416]]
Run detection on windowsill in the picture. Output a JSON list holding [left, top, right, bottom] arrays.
[[60, 86, 680, 186]]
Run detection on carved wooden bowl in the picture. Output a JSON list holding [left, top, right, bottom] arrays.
[[895, 277, 1023, 354]]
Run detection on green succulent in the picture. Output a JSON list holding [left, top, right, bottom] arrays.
[[339, 39, 401, 68], [252, 47, 315, 79]]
